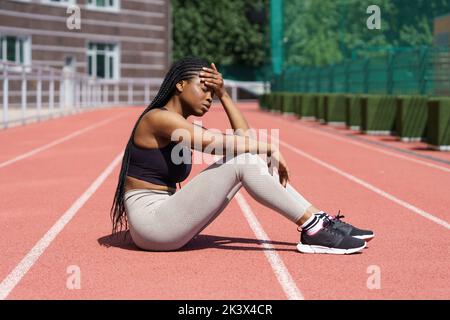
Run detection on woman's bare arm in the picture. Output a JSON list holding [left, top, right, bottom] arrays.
[[148, 110, 274, 156], [220, 92, 251, 136]]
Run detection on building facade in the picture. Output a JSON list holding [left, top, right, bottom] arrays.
[[434, 13, 450, 46], [0, 0, 171, 81]]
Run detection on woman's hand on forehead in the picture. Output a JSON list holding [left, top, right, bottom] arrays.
[[199, 63, 226, 99]]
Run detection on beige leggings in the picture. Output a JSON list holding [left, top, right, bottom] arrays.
[[124, 152, 312, 251]]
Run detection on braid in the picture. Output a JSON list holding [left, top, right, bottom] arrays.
[[110, 56, 210, 236]]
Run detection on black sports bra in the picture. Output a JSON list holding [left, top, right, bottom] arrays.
[[126, 108, 192, 189]]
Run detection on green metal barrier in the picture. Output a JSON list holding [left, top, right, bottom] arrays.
[[271, 93, 282, 112], [258, 93, 268, 110], [258, 92, 449, 151], [395, 96, 428, 141], [427, 97, 450, 150], [346, 94, 365, 130], [324, 94, 346, 125], [281, 93, 296, 114], [266, 93, 276, 111], [361, 95, 397, 134], [292, 94, 302, 117], [301, 94, 317, 119], [316, 94, 326, 123]]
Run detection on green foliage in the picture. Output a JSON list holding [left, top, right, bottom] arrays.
[[171, 0, 450, 76], [284, 0, 344, 66], [171, 0, 266, 66], [284, 0, 450, 67]]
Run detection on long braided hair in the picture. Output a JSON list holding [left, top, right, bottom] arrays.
[[110, 56, 210, 235]]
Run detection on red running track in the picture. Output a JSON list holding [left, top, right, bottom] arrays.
[[0, 103, 448, 299]]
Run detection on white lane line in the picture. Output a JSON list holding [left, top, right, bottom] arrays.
[[264, 131, 450, 230], [0, 114, 124, 169], [205, 153, 303, 300], [272, 117, 450, 174], [0, 152, 124, 300], [235, 193, 304, 300]]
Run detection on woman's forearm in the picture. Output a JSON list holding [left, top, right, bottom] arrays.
[[210, 133, 275, 156], [220, 92, 250, 135]]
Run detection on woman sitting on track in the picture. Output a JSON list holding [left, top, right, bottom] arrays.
[[110, 56, 374, 254]]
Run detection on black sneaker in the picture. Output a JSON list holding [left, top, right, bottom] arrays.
[[297, 216, 366, 254], [317, 211, 375, 242]]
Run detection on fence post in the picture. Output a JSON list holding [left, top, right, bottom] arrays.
[[91, 83, 95, 107], [418, 46, 428, 95], [298, 68, 302, 92], [128, 80, 133, 105], [289, 70, 294, 92], [49, 68, 54, 113], [278, 73, 283, 92], [21, 65, 27, 125], [293, 69, 297, 92], [89, 81, 93, 107], [95, 83, 98, 106], [364, 58, 370, 94], [36, 67, 42, 121], [114, 83, 119, 105], [316, 68, 321, 92], [75, 79, 80, 110], [92, 83, 96, 107], [345, 60, 350, 92], [81, 81, 85, 108], [144, 82, 150, 104], [329, 65, 335, 93], [387, 51, 394, 94], [85, 81, 89, 107], [305, 67, 310, 92], [84, 81, 88, 107], [91, 82, 95, 107], [98, 83, 102, 106], [3, 64, 9, 128], [86, 81, 89, 107], [94, 83, 97, 107], [104, 83, 108, 106], [286, 70, 290, 92], [59, 72, 65, 113]]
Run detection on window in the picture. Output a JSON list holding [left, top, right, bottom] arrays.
[[87, 43, 119, 79], [41, 0, 75, 5], [86, 0, 120, 11], [0, 35, 31, 65]]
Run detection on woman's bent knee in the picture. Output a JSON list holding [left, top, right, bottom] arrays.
[[227, 152, 266, 167]]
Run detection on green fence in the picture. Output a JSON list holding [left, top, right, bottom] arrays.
[[271, 46, 450, 96], [259, 92, 450, 150]]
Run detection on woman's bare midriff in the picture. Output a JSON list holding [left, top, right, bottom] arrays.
[[124, 175, 176, 193], [124, 109, 177, 194]]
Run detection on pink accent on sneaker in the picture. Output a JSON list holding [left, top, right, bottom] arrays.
[[306, 220, 324, 236]]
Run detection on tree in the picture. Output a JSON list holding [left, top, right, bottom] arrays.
[[283, 0, 450, 67], [171, 0, 266, 67]]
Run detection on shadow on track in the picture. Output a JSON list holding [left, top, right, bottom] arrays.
[[97, 232, 298, 253]]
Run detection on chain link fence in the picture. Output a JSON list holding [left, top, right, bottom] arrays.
[[271, 46, 450, 96]]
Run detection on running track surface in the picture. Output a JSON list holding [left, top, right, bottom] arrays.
[[0, 102, 449, 300]]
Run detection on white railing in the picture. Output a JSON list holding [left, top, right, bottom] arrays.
[[0, 60, 162, 129], [224, 79, 270, 101], [0, 60, 272, 129]]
